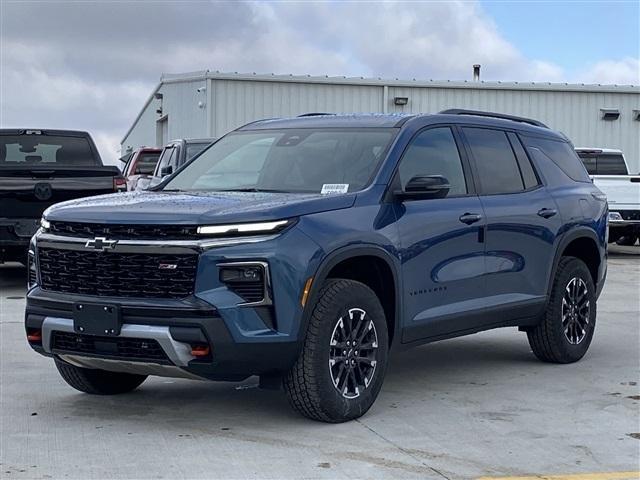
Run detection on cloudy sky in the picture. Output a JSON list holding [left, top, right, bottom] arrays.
[[1, 0, 639, 165]]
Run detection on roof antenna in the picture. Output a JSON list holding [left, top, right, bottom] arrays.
[[473, 64, 481, 82]]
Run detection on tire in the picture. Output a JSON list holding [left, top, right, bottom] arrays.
[[616, 235, 638, 246], [527, 257, 597, 363], [284, 279, 389, 423], [55, 358, 147, 395]]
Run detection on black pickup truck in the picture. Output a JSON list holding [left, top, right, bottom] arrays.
[[0, 129, 126, 264]]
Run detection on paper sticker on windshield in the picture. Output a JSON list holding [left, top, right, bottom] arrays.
[[321, 184, 349, 195]]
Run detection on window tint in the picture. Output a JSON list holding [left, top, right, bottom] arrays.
[[0, 135, 98, 166], [165, 129, 395, 193], [156, 146, 176, 175], [596, 154, 627, 175], [577, 153, 597, 175], [134, 152, 160, 175], [523, 136, 591, 182], [185, 142, 210, 162], [507, 132, 539, 189], [397, 127, 467, 196], [462, 128, 524, 194]]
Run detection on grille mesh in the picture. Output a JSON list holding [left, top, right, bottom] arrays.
[[38, 248, 197, 298], [52, 331, 169, 363], [228, 282, 265, 303]]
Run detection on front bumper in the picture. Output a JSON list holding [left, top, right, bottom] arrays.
[[25, 289, 301, 381], [25, 227, 322, 380]]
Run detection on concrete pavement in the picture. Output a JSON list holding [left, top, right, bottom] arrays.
[[1, 248, 638, 479]]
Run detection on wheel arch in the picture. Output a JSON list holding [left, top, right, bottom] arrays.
[[548, 227, 604, 298], [301, 245, 402, 348]]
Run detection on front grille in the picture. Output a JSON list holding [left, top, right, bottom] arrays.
[[228, 281, 265, 303], [619, 211, 640, 221], [49, 221, 199, 240], [38, 248, 197, 298], [28, 252, 37, 287], [51, 331, 170, 363]]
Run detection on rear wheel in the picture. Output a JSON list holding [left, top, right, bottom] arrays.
[[527, 257, 596, 363], [284, 279, 389, 422], [616, 234, 638, 246], [55, 358, 147, 395]]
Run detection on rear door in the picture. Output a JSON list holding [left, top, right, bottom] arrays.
[[460, 127, 562, 323], [394, 126, 488, 343]]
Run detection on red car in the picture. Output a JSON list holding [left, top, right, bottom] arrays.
[[122, 147, 161, 191]]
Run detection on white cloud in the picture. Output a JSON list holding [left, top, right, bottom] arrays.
[[1, 0, 637, 164], [580, 57, 640, 85]]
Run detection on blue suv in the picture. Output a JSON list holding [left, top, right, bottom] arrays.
[[26, 110, 607, 422]]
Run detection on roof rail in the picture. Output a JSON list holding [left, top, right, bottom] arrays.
[[297, 112, 336, 117], [439, 109, 548, 128]]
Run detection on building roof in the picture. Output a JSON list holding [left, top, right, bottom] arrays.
[[162, 70, 640, 93]]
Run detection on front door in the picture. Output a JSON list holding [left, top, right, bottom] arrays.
[[393, 126, 487, 343]]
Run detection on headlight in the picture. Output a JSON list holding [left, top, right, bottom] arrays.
[[40, 217, 50, 230], [197, 219, 291, 236], [608, 212, 623, 222]]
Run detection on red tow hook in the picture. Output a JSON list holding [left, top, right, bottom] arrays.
[[27, 329, 42, 343], [190, 345, 210, 357]]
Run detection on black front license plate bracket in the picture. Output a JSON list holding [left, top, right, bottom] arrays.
[[73, 303, 121, 336]]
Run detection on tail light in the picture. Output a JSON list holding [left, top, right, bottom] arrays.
[[113, 176, 127, 192]]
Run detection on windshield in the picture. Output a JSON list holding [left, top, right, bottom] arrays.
[[164, 128, 396, 193], [0, 134, 98, 166]]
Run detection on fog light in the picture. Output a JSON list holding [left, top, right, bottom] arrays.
[[220, 265, 263, 283]]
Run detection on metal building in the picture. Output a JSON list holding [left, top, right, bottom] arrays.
[[121, 70, 640, 172]]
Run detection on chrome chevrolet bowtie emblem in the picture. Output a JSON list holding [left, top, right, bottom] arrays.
[[85, 237, 118, 251]]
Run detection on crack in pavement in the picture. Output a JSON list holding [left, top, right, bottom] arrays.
[[355, 418, 451, 480]]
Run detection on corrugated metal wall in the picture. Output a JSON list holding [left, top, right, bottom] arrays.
[[386, 86, 639, 170], [211, 80, 382, 137], [123, 76, 639, 172]]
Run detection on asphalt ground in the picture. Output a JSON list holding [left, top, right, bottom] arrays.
[[1, 246, 638, 479]]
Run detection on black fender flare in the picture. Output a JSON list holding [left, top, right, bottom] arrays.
[[298, 244, 403, 349], [546, 226, 603, 298]]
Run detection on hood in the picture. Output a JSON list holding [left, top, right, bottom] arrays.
[[44, 190, 357, 225]]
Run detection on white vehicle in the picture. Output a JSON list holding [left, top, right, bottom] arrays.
[[576, 148, 640, 246]]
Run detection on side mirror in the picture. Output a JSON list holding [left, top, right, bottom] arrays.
[[395, 175, 450, 200], [160, 165, 173, 176]]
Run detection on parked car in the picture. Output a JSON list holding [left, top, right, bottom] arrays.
[[575, 148, 640, 246], [0, 129, 125, 265], [121, 147, 161, 191], [26, 110, 607, 422], [135, 138, 214, 190]]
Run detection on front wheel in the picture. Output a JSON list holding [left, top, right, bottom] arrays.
[[527, 257, 597, 363], [284, 279, 389, 423], [55, 358, 147, 395]]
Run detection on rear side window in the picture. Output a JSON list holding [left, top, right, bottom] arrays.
[[0, 135, 98, 166], [134, 152, 160, 175], [462, 127, 524, 194], [398, 127, 468, 196], [507, 132, 539, 189], [595, 154, 627, 175], [524, 136, 591, 182]]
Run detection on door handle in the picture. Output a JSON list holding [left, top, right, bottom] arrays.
[[459, 213, 483, 225], [537, 208, 558, 219]]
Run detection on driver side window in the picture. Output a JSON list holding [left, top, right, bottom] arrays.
[[398, 127, 467, 196]]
